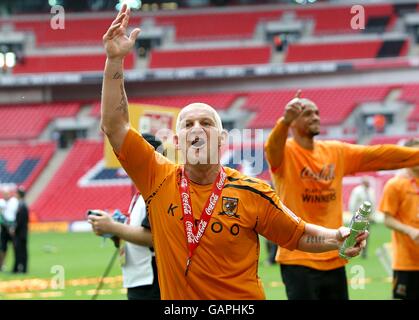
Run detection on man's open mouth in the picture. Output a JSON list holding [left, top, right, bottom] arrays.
[[191, 136, 206, 148]]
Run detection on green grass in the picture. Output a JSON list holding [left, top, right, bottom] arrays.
[[0, 223, 392, 300]]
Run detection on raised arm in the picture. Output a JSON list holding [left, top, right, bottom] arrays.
[[265, 90, 303, 172], [344, 143, 419, 175], [101, 4, 141, 153]]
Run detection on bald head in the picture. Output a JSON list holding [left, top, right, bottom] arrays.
[[299, 98, 317, 110], [176, 103, 223, 133]]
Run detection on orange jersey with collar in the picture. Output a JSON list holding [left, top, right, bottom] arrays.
[[379, 174, 419, 271], [116, 127, 306, 300], [265, 119, 419, 271]]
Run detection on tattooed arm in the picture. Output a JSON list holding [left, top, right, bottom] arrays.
[[100, 4, 141, 152], [297, 223, 368, 258]]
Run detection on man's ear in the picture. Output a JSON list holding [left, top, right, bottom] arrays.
[[219, 129, 228, 147], [173, 134, 180, 150]]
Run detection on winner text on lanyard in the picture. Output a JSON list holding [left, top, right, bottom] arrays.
[[179, 166, 227, 276]]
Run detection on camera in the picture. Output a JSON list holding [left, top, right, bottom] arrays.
[[87, 209, 127, 239]]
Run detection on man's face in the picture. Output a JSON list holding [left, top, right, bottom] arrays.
[[362, 179, 370, 189], [176, 106, 223, 165], [2, 191, 10, 200], [292, 103, 321, 137]]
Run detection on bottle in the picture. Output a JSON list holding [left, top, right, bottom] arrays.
[[339, 201, 371, 259]]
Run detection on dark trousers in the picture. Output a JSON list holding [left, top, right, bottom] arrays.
[[393, 270, 419, 300], [13, 234, 28, 273], [280, 264, 349, 300], [127, 256, 160, 300]]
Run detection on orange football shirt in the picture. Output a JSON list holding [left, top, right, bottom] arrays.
[[265, 118, 419, 270], [379, 173, 419, 271], [116, 127, 306, 299]]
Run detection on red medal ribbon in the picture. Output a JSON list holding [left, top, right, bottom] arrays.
[[179, 166, 227, 276]]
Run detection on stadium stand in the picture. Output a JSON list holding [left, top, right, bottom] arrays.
[[12, 52, 135, 74], [284, 38, 409, 63], [369, 133, 419, 145], [30, 140, 132, 222], [0, 142, 55, 190], [149, 45, 272, 68], [11, 16, 142, 46], [154, 10, 282, 41], [90, 92, 240, 116], [294, 3, 397, 34], [0, 103, 80, 140], [243, 86, 391, 128]]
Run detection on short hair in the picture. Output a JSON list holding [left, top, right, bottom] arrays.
[[142, 133, 163, 152], [17, 186, 25, 198], [404, 138, 419, 147], [175, 103, 223, 133]]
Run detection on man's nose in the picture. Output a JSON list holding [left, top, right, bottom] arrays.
[[192, 121, 203, 129]]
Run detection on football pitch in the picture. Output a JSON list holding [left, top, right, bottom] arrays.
[[0, 223, 392, 300]]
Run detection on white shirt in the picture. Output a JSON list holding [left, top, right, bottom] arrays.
[[122, 195, 154, 289], [348, 184, 375, 214], [0, 197, 19, 223]]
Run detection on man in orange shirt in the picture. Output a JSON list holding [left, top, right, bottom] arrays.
[[379, 138, 419, 300], [99, 5, 367, 300], [265, 91, 419, 300]]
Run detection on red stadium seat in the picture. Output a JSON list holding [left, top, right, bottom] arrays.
[[285, 38, 408, 63], [155, 10, 282, 41], [149, 46, 271, 69], [0, 103, 80, 139], [0, 142, 55, 190], [243, 86, 390, 128], [295, 4, 395, 35], [13, 53, 135, 74], [90, 92, 239, 117], [31, 140, 132, 222]]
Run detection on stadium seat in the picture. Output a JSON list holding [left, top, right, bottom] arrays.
[[243, 86, 390, 128], [149, 46, 271, 68], [155, 10, 282, 41], [0, 142, 55, 190], [0, 103, 80, 140], [31, 140, 132, 222], [90, 92, 239, 117], [12, 16, 141, 46], [285, 38, 409, 63], [295, 4, 396, 35], [13, 53, 135, 74]]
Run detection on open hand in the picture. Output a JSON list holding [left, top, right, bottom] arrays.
[[103, 3, 141, 61]]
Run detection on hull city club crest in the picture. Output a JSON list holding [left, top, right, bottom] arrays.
[[219, 197, 240, 218]]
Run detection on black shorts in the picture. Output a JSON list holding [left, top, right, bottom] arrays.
[[0, 225, 13, 252], [393, 270, 419, 300], [127, 256, 160, 300], [280, 264, 349, 300]]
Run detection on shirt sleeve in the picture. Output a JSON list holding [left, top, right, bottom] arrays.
[[114, 127, 174, 199], [379, 178, 400, 217], [255, 184, 306, 250], [141, 214, 151, 230], [343, 143, 419, 175], [264, 117, 289, 174]]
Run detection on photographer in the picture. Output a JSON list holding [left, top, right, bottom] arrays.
[[88, 133, 161, 300]]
